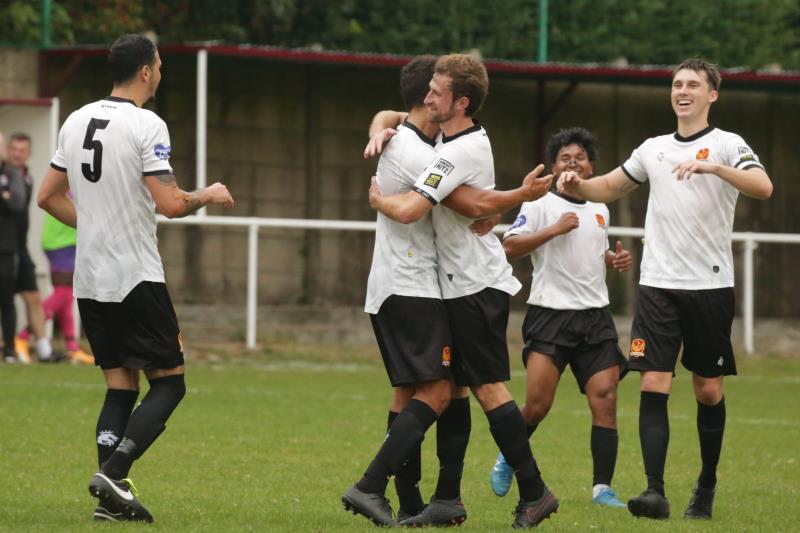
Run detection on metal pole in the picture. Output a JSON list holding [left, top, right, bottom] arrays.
[[743, 237, 757, 354], [538, 0, 548, 63], [196, 49, 208, 217], [246, 224, 259, 349], [41, 0, 52, 49]]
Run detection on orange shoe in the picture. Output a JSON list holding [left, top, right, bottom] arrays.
[[69, 349, 95, 365], [15, 337, 31, 364]]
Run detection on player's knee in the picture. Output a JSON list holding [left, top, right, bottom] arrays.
[[521, 401, 548, 425], [693, 377, 722, 405], [149, 374, 186, 410]]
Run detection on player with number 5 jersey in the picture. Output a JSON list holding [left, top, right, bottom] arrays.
[[38, 33, 234, 524]]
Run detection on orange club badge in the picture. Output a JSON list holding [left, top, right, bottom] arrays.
[[595, 213, 606, 228], [696, 148, 710, 160], [630, 338, 646, 358], [442, 346, 452, 367]]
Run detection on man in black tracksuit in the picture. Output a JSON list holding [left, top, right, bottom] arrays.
[[0, 160, 26, 362]]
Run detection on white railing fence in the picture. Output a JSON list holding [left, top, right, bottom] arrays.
[[159, 215, 800, 354]]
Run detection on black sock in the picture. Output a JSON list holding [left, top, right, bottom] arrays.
[[639, 391, 669, 496], [357, 399, 437, 495], [591, 425, 618, 486], [697, 396, 725, 489], [96, 389, 139, 468], [526, 422, 539, 439], [434, 397, 471, 500], [389, 411, 424, 514], [486, 401, 544, 501], [101, 374, 186, 480]]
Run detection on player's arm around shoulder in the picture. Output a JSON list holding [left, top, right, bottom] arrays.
[[146, 174, 234, 218]]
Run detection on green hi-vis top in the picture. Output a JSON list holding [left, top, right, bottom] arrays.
[[41, 212, 77, 251]]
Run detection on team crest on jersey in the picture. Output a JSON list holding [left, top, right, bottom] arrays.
[[595, 213, 606, 228], [630, 338, 646, 357], [696, 148, 710, 160], [510, 214, 527, 230], [433, 158, 454, 175], [154, 144, 172, 160], [442, 346, 452, 367], [424, 173, 443, 188]]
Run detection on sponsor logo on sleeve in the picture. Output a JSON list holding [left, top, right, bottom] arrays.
[[433, 158, 455, 175], [737, 146, 753, 155], [595, 213, 606, 228], [696, 148, 710, 160], [424, 173, 443, 188], [442, 346, 452, 367], [154, 144, 172, 160], [738, 154, 757, 163], [510, 214, 527, 230], [630, 338, 646, 357]]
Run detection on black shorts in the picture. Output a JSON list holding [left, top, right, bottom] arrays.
[[628, 285, 736, 378], [15, 247, 37, 292], [445, 288, 511, 387], [370, 295, 453, 387], [521, 305, 627, 394], [78, 281, 184, 370]]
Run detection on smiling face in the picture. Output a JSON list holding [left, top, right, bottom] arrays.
[[671, 68, 718, 121], [552, 143, 593, 179], [424, 73, 459, 124]]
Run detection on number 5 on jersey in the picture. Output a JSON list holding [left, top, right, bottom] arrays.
[[82, 118, 110, 182]]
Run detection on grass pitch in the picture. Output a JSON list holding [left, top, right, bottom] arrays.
[[0, 352, 798, 532]]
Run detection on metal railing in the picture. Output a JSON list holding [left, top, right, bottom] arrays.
[[159, 215, 800, 354]]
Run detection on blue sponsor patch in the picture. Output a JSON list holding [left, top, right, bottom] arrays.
[[510, 214, 526, 230], [154, 144, 171, 160]]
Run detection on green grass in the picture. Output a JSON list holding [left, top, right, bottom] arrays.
[[0, 354, 798, 531]]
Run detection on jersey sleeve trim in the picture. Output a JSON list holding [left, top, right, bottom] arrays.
[[738, 162, 765, 171], [621, 164, 645, 184], [143, 169, 173, 177], [413, 187, 438, 205], [50, 163, 67, 172]]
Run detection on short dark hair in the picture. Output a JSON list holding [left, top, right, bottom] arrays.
[[400, 55, 437, 110], [109, 34, 157, 85], [673, 57, 721, 91], [545, 127, 598, 164], [435, 54, 489, 116], [9, 132, 31, 145]]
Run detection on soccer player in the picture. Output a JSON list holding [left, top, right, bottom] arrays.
[[6, 132, 54, 363], [489, 127, 632, 509], [37, 33, 234, 522], [368, 53, 558, 529], [356, 55, 552, 527], [558, 58, 773, 520]]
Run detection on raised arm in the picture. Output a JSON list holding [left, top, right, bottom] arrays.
[[146, 173, 234, 218], [364, 110, 408, 158], [442, 165, 553, 219], [37, 166, 76, 227], [558, 167, 638, 203]]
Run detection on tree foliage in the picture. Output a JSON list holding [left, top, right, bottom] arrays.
[[2, 0, 799, 69]]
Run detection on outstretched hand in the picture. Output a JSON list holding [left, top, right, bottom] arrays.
[[364, 128, 398, 159], [520, 164, 554, 201], [611, 240, 632, 272], [556, 170, 583, 196], [207, 182, 234, 208]]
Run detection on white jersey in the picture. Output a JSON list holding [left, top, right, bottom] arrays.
[[365, 122, 440, 313], [622, 126, 764, 290], [413, 123, 521, 300], [505, 192, 611, 310], [51, 97, 172, 302]]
